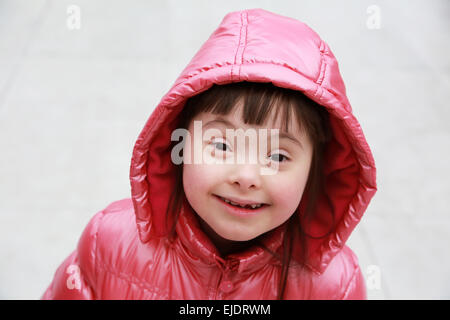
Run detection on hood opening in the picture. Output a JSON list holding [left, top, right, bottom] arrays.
[[129, 9, 376, 275]]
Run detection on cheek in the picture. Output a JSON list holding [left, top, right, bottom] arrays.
[[183, 165, 203, 197], [269, 171, 309, 216], [273, 183, 302, 209], [183, 164, 218, 204]]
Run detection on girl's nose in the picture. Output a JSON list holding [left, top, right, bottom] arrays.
[[228, 164, 262, 190]]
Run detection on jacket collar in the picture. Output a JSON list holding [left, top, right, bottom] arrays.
[[175, 197, 287, 274]]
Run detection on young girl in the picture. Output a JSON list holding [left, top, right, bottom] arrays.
[[42, 8, 377, 300]]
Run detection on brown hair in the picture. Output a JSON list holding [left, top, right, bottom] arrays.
[[165, 81, 332, 299]]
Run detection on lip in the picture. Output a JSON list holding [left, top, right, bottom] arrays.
[[216, 194, 268, 206], [213, 195, 269, 217]]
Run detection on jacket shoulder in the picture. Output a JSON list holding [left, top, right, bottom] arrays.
[[286, 245, 367, 300], [41, 198, 136, 299], [77, 198, 173, 299], [79, 198, 138, 268]]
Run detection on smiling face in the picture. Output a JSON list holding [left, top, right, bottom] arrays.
[[182, 100, 313, 242]]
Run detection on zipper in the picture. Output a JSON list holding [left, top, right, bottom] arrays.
[[213, 255, 225, 300], [213, 269, 223, 300], [212, 255, 239, 299]]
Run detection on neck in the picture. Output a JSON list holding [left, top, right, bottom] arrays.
[[197, 217, 256, 257]]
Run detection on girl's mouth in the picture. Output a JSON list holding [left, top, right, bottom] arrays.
[[213, 195, 269, 216]]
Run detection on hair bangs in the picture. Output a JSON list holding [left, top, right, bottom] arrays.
[[241, 88, 301, 135], [185, 82, 305, 135]]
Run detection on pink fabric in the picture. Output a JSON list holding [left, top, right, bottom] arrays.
[[42, 8, 376, 300]]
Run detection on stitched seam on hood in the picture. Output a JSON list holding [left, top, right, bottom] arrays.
[[230, 15, 243, 79], [316, 40, 327, 86], [231, 11, 249, 81], [238, 11, 249, 79]]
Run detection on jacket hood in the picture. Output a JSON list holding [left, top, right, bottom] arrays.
[[129, 8, 377, 275]]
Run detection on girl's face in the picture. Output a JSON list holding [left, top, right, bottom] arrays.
[[182, 100, 313, 242]]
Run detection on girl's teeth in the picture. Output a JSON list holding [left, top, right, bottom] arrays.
[[221, 197, 262, 209]]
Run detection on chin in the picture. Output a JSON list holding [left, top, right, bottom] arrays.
[[216, 227, 262, 242]]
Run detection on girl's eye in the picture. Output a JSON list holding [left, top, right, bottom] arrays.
[[212, 141, 229, 152], [270, 153, 289, 163]]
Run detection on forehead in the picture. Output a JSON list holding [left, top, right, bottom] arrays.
[[196, 98, 304, 137]]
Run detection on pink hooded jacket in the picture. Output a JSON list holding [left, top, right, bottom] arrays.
[[42, 8, 377, 300]]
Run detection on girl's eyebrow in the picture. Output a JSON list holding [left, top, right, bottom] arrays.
[[275, 132, 304, 150], [204, 117, 236, 129], [204, 117, 304, 149]]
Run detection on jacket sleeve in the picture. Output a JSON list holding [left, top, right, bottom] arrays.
[[341, 264, 367, 300], [41, 211, 104, 300]]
